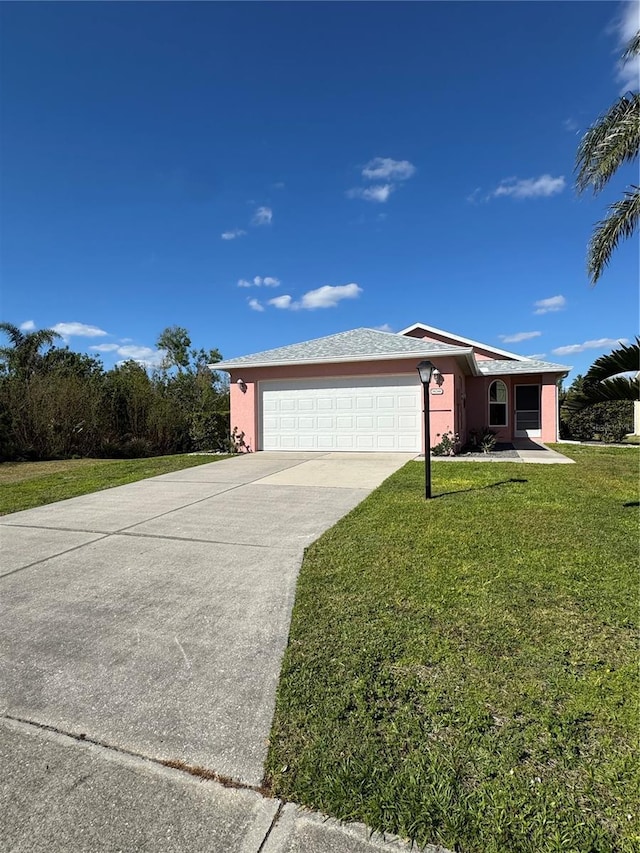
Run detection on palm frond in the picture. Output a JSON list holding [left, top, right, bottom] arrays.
[[575, 95, 640, 194], [587, 185, 640, 283], [585, 338, 640, 382], [622, 29, 640, 62], [562, 376, 639, 414], [0, 322, 24, 348]]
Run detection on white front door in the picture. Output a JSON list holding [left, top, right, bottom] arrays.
[[260, 376, 421, 452], [514, 384, 541, 438]]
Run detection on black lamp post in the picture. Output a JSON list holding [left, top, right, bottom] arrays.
[[417, 360, 435, 499]]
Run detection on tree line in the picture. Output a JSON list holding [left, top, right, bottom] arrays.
[[0, 323, 231, 462]]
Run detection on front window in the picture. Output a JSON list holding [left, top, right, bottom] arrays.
[[489, 380, 508, 427]]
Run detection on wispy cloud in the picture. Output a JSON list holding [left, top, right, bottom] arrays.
[[252, 206, 273, 226], [552, 337, 628, 356], [301, 283, 362, 309], [268, 294, 294, 310], [491, 174, 566, 200], [238, 276, 280, 288], [19, 320, 36, 331], [534, 295, 567, 314], [613, 0, 640, 93], [348, 156, 416, 203], [375, 323, 394, 332], [498, 331, 542, 344], [361, 157, 416, 181], [52, 322, 108, 338], [221, 229, 246, 240], [90, 344, 120, 353], [526, 353, 547, 361], [563, 117, 579, 133], [90, 342, 165, 368], [248, 298, 265, 312], [264, 283, 363, 311], [347, 184, 394, 203]]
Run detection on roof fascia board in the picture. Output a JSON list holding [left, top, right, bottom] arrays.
[[399, 322, 529, 362], [479, 366, 570, 376], [214, 347, 474, 372]]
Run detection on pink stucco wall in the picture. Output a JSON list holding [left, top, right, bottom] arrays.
[[465, 374, 559, 442], [227, 357, 460, 452], [227, 347, 561, 451]]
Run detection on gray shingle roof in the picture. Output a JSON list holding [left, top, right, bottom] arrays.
[[215, 327, 471, 369], [478, 358, 570, 375]]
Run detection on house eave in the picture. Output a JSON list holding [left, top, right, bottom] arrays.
[[478, 366, 571, 377], [213, 347, 475, 372], [399, 321, 530, 361]]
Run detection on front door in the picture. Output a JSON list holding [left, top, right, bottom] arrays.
[[514, 384, 541, 438]]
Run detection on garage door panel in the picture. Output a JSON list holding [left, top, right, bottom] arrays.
[[261, 376, 421, 453]]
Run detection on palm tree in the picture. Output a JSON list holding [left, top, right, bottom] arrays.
[[0, 322, 61, 379], [562, 338, 639, 414], [576, 29, 640, 283]]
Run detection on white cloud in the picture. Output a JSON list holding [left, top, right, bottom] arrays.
[[533, 295, 567, 314], [552, 337, 629, 356], [19, 320, 36, 331], [301, 283, 362, 309], [238, 275, 280, 288], [52, 322, 108, 338], [614, 1, 640, 92], [526, 353, 547, 361], [563, 118, 579, 133], [347, 184, 394, 203], [221, 229, 247, 240], [361, 157, 416, 181], [492, 174, 566, 199], [375, 323, 394, 332], [272, 181, 285, 190], [117, 345, 165, 365], [268, 294, 294, 310], [263, 283, 363, 311], [90, 344, 120, 352], [252, 206, 273, 225], [498, 331, 542, 344], [89, 342, 164, 367], [248, 298, 265, 312]]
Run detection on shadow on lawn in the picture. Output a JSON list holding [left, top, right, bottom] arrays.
[[434, 477, 528, 499]]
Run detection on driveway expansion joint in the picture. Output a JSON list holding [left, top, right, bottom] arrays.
[[2, 713, 267, 796]]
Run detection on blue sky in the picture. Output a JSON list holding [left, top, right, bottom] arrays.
[[1, 1, 638, 381]]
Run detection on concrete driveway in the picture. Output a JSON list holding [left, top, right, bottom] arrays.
[[1, 451, 415, 852]]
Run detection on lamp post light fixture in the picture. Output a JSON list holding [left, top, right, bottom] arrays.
[[417, 359, 436, 499]]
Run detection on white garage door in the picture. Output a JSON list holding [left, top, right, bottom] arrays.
[[260, 376, 421, 452]]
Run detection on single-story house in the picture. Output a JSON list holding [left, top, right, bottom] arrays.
[[214, 323, 571, 453]]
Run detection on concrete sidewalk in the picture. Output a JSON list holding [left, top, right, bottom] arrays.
[[1, 452, 439, 852]]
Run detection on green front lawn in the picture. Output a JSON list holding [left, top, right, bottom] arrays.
[[0, 454, 231, 515], [266, 445, 639, 853]]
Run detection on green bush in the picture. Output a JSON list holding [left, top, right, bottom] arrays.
[[563, 400, 633, 442]]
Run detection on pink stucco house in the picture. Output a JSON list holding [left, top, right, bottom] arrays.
[[214, 323, 571, 453]]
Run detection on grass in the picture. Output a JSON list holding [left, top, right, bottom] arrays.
[[0, 454, 231, 515], [266, 445, 639, 853]]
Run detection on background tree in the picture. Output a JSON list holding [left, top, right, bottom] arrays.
[[575, 29, 640, 283], [0, 322, 61, 379], [0, 323, 231, 461], [156, 325, 191, 372]]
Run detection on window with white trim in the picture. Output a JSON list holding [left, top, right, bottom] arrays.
[[488, 380, 508, 427]]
